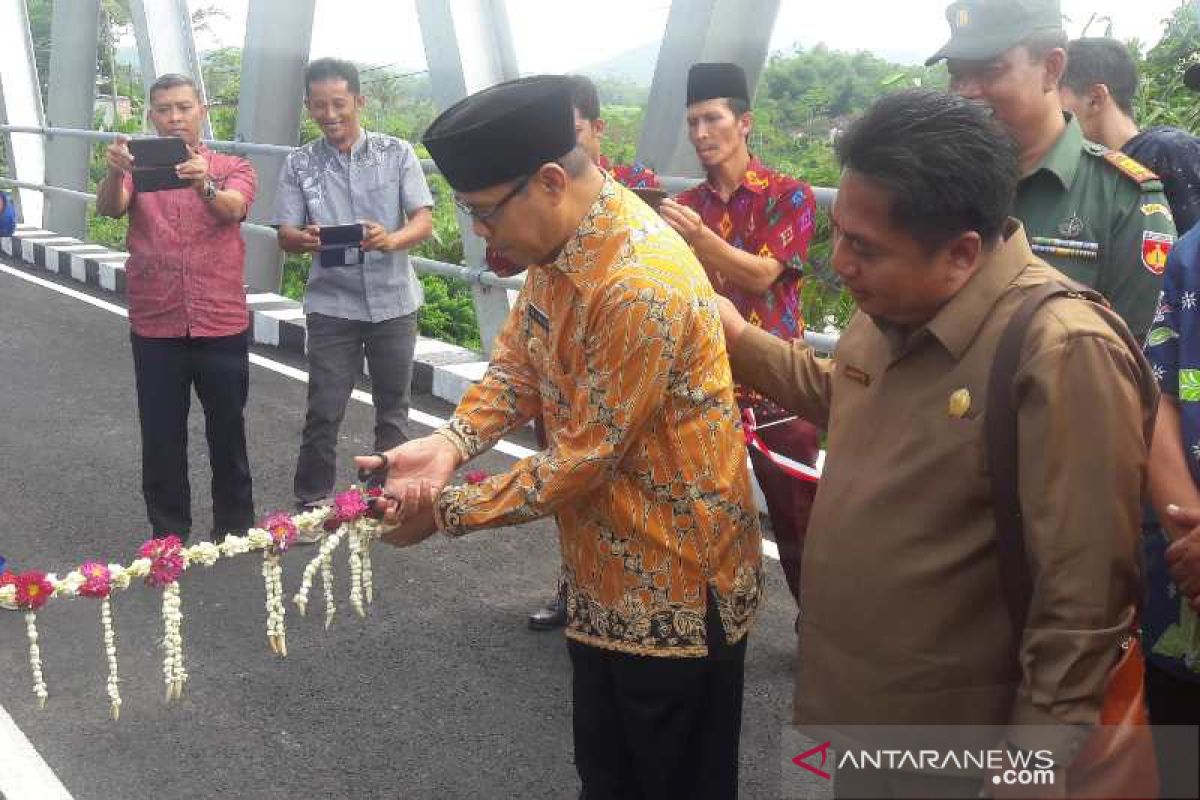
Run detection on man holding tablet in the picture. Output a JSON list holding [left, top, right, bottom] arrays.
[[96, 72, 257, 544], [274, 58, 434, 529]]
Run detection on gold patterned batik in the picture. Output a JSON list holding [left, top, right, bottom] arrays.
[[434, 176, 764, 657]]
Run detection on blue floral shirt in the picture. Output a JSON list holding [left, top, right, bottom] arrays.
[[1143, 223, 1200, 680]]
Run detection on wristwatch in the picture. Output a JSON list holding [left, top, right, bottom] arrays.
[[201, 179, 218, 201]]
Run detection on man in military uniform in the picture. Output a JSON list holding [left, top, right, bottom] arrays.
[[928, 0, 1176, 340]]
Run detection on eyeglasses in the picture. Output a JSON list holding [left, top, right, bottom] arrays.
[[454, 174, 532, 226]]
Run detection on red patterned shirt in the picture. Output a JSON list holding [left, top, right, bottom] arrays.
[[122, 145, 256, 338], [675, 157, 816, 412], [486, 161, 660, 277]]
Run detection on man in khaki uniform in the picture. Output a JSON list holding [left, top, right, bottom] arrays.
[[719, 90, 1157, 797], [928, 0, 1175, 341]]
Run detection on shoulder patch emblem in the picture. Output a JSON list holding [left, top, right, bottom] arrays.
[[1141, 202, 1175, 222], [1142, 231, 1174, 276], [1104, 151, 1160, 184]]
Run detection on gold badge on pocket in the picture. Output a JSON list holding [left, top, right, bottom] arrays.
[[947, 388, 971, 419]]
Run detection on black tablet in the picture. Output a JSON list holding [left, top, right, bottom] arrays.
[[129, 137, 190, 192]]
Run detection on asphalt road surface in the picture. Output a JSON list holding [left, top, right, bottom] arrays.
[[0, 255, 799, 800]]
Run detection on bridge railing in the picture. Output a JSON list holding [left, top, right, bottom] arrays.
[[0, 123, 841, 354]]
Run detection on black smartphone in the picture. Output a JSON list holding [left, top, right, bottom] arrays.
[[318, 223, 366, 268], [129, 137, 190, 192]]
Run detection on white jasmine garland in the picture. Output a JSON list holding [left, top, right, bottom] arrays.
[[0, 584, 15, 609], [101, 598, 121, 720], [109, 564, 130, 591], [184, 542, 221, 568], [161, 582, 186, 702], [293, 526, 345, 617], [53, 570, 84, 598], [348, 521, 365, 618], [360, 520, 376, 606], [322, 545, 336, 630], [262, 553, 287, 656], [218, 534, 253, 558], [26, 611, 47, 708]]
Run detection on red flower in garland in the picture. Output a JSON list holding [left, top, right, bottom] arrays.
[[262, 512, 298, 553], [0, 570, 16, 588], [15, 571, 54, 610], [465, 470, 488, 485], [332, 489, 369, 524], [77, 561, 113, 599], [138, 535, 184, 588]]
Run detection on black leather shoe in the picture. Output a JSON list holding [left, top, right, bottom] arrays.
[[528, 594, 567, 630]]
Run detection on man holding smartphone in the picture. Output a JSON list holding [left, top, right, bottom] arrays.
[[274, 58, 433, 528], [95, 73, 257, 544]]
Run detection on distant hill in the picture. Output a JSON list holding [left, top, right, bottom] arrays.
[[573, 41, 659, 86]]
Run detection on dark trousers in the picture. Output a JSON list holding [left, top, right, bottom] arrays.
[[569, 601, 747, 800], [747, 415, 819, 604], [1144, 660, 1200, 799], [294, 311, 418, 504], [131, 330, 254, 540]]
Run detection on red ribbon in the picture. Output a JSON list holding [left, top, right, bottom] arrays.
[[741, 408, 821, 483]]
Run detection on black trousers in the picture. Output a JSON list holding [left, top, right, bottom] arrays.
[[569, 600, 747, 800], [1144, 660, 1200, 799], [131, 330, 254, 540], [293, 312, 417, 504]]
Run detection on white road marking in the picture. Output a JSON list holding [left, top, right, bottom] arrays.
[[0, 703, 75, 800]]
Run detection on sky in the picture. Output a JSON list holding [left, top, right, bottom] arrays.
[[188, 0, 1185, 73]]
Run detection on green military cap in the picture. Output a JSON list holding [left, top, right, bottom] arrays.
[[926, 0, 1062, 66]]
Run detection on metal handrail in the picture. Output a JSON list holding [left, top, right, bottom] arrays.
[[0, 124, 442, 175], [0, 175, 528, 291], [1, 124, 843, 349]]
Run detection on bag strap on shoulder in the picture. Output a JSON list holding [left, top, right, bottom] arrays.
[[985, 281, 1135, 632]]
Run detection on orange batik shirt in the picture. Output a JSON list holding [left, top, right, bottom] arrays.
[[434, 175, 764, 657]]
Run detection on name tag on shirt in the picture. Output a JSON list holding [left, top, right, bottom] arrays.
[[528, 303, 551, 333]]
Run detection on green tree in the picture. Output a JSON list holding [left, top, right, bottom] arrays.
[[1134, 2, 1200, 131]]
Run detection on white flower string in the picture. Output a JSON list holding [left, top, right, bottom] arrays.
[[26, 611, 47, 708], [322, 536, 338, 630], [348, 520, 366, 618], [0, 488, 389, 716], [361, 524, 375, 605], [101, 598, 121, 719], [162, 582, 186, 702]]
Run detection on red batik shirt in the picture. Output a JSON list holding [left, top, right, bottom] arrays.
[[486, 160, 661, 277], [675, 157, 817, 413], [122, 145, 256, 338]]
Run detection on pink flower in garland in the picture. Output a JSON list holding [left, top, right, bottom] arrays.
[[138, 535, 184, 588], [15, 571, 54, 610], [262, 512, 298, 552], [465, 470, 488, 485], [77, 561, 113, 599], [332, 489, 369, 524]]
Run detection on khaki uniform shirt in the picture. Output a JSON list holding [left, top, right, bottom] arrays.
[[729, 222, 1157, 755], [435, 176, 764, 658], [1016, 115, 1176, 341]]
